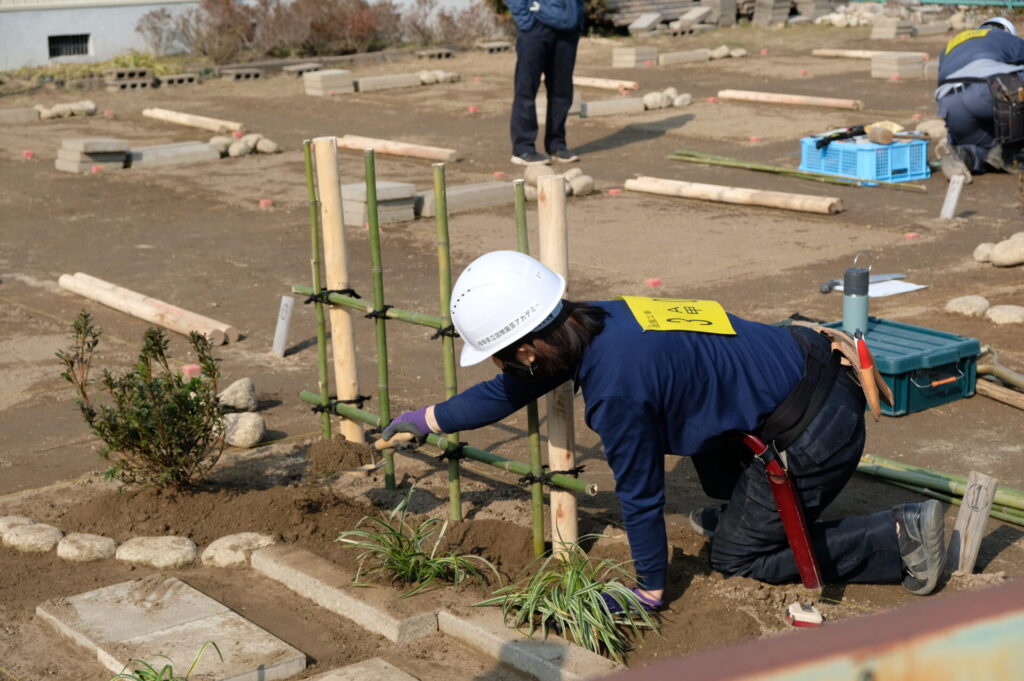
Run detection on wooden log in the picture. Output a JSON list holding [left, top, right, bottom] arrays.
[[312, 136, 364, 443], [537, 174, 578, 558], [948, 471, 997, 574], [71, 273, 240, 343], [812, 48, 929, 60], [975, 380, 1024, 411], [572, 75, 639, 91], [58, 274, 228, 345], [717, 89, 863, 111], [141, 107, 244, 133], [624, 176, 843, 215], [336, 135, 460, 163]]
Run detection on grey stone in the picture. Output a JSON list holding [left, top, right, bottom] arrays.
[[915, 117, 947, 140], [0, 108, 40, 124], [418, 181, 515, 217], [115, 536, 197, 568], [985, 305, 1024, 325], [662, 86, 678, 100], [524, 164, 557, 187], [0, 515, 36, 534], [341, 180, 417, 202], [57, 533, 117, 562], [209, 135, 233, 154], [69, 100, 97, 116], [307, 658, 418, 681], [129, 142, 220, 168], [944, 295, 989, 318], [355, 73, 422, 92], [62, 138, 130, 153], [525, 185, 538, 201], [255, 138, 280, 153], [709, 45, 731, 60], [1011, 231, 1024, 242], [643, 92, 665, 110], [224, 412, 266, 448], [219, 377, 258, 412], [973, 242, 995, 263], [990, 239, 1024, 267], [568, 174, 595, 196], [730, 48, 749, 58], [562, 167, 583, 181], [673, 93, 693, 107], [228, 139, 252, 157], [418, 69, 438, 85], [3, 523, 62, 552], [201, 532, 276, 567], [241, 133, 263, 147], [580, 97, 645, 118], [252, 544, 438, 643]]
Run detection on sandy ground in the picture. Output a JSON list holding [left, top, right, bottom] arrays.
[[2, 22, 1024, 680]]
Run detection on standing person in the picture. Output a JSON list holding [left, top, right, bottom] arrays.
[[506, 0, 584, 165], [382, 251, 948, 609], [935, 17, 1024, 179]]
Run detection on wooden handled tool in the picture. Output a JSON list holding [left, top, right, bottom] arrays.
[[866, 127, 925, 145], [374, 431, 416, 450], [856, 333, 883, 421]]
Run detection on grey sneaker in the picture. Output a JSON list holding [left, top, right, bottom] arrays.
[[894, 500, 946, 596], [688, 506, 723, 538], [511, 151, 550, 165], [550, 148, 580, 163]]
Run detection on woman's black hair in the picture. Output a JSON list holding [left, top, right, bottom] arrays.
[[493, 300, 608, 379]]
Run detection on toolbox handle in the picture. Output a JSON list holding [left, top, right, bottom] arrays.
[[910, 367, 965, 390]]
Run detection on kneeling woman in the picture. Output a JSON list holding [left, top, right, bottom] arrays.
[[383, 251, 945, 608]]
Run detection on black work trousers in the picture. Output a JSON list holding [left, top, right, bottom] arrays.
[[691, 351, 904, 585], [511, 23, 579, 156]]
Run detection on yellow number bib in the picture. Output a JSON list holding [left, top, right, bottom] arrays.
[[617, 296, 737, 335]]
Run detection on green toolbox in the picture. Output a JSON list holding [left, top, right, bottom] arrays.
[[825, 317, 980, 416]]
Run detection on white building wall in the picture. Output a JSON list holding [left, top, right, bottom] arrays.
[[0, 0, 197, 71]]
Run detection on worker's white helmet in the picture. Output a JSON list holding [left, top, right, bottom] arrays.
[[450, 251, 566, 367], [980, 17, 1017, 36]]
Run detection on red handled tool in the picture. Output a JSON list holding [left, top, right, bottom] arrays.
[[855, 331, 882, 421], [740, 433, 823, 590]]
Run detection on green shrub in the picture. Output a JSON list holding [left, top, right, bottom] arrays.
[[111, 641, 222, 680], [57, 311, 224, 490], [337, 486, 499, 598], [476, 540, 659, 663]]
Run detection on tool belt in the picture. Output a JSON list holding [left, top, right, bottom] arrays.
[[941, 72, 1024, 144]]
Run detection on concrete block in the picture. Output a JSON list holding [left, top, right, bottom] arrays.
[[304, 69, 354, 95], [61, 138, 130, 153], [417, 48, 454, 59], [252, 545, 438, 643], [129, 142, 221, 168], [55, 159, 125, 173], [536, 89, 582, 118], [658, 49, 711, 66], [417, 181, 515, 217], [341, 180, 417, 202], [912, 21, 949, 36], [475, 40, 511, 53], [308, 658, 418, 681], [628, 12, 662, 34], [105, 67, 152, 81], [57, 149, 127, 163], [222, 68, 264, 81], [355, 73, 423, 92], [0, 107, 39, 124], [438, 610, 622, 681], [580, 97, 646, 118], [344, 205, 416, 225], [105, 79, 154, 92], [677, 6, 712, 29], [613, 46, 658, 67], [283, 62, 323, 76], [156, 73, 199, 86]]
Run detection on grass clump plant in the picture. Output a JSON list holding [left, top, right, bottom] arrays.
[[476, 539, 659, 663], [111, 641, 222, 680], [336, 486, 499, 598], [57, 311, 224, 490]]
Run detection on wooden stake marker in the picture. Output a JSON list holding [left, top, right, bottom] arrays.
[[624, 176, 843, 215], [717, 89, 863, 111], [975, 380, 1024, 411], [142, 107, 244, 133], [948, 471, 997, 574], [336, 135, 460, 163], [572, 75, 639, 91], [940, 174, 965, 220]]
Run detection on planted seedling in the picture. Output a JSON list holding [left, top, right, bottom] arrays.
[[110, 640, 222, 680], [476, 538, 660, 663], [336, 485, 499, 598]]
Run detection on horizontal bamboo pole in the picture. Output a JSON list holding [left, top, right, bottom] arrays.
[[59, 273, 232, 345], [859, 455, 1024, 511], [336, 135, 460, 163], [717, 89, 863, 111], [624, 176, 843, 215], [572, 75, 639, 91], [141, 107, 244, 133], [811, 48, 930, 61], [291, 285, 444, 329], [884, 480, 1024, 527], [299, 391, 598, 495]]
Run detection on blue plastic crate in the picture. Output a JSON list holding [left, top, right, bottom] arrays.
[[799, 136, 930, 184]]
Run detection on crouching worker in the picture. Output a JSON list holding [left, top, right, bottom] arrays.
[[382, 251, 947, 609]]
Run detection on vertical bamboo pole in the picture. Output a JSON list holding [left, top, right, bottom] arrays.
[[311, 137, 364, 443], [536, 174, 578, 556], [304, 141, 332, 440], [433, 163, 463, 522], [514, 179, 546, 558], [364, 150, 396, 490]]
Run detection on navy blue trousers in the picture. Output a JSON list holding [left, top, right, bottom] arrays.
[[511, 23, 579, 156], [938, 82, 996, 173], [691, 360, 904, 585]]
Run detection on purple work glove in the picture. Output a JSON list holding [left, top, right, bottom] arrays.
[[601, 587, 664, 614], [381, 407, 431, 441]]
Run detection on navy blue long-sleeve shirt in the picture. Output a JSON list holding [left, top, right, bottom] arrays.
[[936, 28, 1024, 99], [433, 300, 805, 590]]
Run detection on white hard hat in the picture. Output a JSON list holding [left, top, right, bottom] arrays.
[[450, 251, 566, 367], [980, 17, 1017, 36]]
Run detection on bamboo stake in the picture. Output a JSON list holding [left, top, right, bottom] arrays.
[[514, 178, 546, 559], [717, 89, 863, 111], [141, 107, 244, 133], [537, 173, 579, 557], [884, 481, 1024, 527], [861, 454, 1024, 511], [624, 176, 843, 215], [336, 135, 460, 163], [858, 460, 1024, 513], [364, 150, 396, 489], [433, 163, 463, 522], [311, 136, 364, 443], [304, 141, 332, 440], [300, 391, 597, 495], [290, 286, 444, 328]]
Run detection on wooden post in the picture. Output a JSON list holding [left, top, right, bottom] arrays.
[[336, 135, 460, 163], [717, 89, 863, 110], [572, 75, 639, 91], [624, 176, 843, 215], [975, 380, 1024, 411], [948, 471, 997, 574], [537, 174, 578, 556], [311, 136, 364, 443], [271, 295, 295, 357], [940, 174, 966, 220], [141, 107, 244, 133]]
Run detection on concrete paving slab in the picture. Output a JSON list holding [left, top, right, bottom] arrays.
[[36, 576, 229, 655], [57, 149, 127, 163], [355, 73, 422, 93], [658, 49, 711, 66], [307, 657, 419, 681], [341, 180, 417, 202], [251, 544, 437, 643], [438, 610, 622, 681], [417, 181, 514, 218], [129, 142, 221, 168], [579, 97, 646, 118], [96, 611, 306, 681], [61, 138, 130, 153], [55, 159, 125, 173], [0, 108, 40, 124]]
